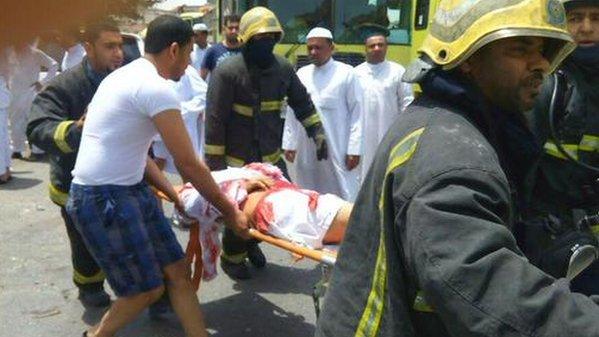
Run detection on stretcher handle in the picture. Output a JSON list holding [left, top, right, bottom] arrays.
[[249, 229, 337, 266], [154, 187, 172, 202]]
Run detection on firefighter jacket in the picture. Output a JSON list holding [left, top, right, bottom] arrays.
[[204, 53, 323, 170], [529, 58, 599, 226], [316, 70, 599, 337], [27, 58, 100, 206]]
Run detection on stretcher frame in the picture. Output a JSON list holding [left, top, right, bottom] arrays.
[[154, 185, 337, 316]]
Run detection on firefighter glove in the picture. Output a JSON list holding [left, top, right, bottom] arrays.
[[314, 134, 328, 161]]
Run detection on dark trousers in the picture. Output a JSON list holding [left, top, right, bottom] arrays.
[[61, 206, 104, 292], [221, 158, 289, 262]]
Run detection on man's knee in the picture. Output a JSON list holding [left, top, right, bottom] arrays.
[[163, 259, 192, 287], [139, 285, 165, 305]]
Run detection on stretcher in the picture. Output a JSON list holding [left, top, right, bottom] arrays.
[[155, 186, 337, 316]]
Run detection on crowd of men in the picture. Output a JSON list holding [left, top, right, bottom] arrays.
[[1, 0, 599, 336]]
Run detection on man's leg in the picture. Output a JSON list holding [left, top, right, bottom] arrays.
[[67, 183, 176, 336], [221, 228, 251, 279], [163, 259, 208, 337], [0, 107, 10, 181], [8, 96, 28, 156], [60, 207, 110, 307], [87, 286, 164, 337], [245, 157, 293, 268]]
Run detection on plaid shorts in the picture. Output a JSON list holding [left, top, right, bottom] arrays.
[[66, 182, 184, 297]]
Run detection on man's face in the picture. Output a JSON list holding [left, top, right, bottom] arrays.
[[566, 5, 599, 46], [168, 39, 193, 81], [365, 35, 387, 64], [85, 31, 124, 73], [194, 31, 208, 46], [223, 21, 240, 43], [307, 37, 334, 66], [460, 36, 550, 113]]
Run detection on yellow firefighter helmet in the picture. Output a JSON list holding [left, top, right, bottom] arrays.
[[419, 0, 576, 72], [238, 6, 284, 44]]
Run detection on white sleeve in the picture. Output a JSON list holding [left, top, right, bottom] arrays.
[[34, 48, 58, 85], [282, 106, 300, 151], [346, 71, 362, 156], [138, 79, 181, 117], [398, 68, 414, 112], [180, 66, 207, 116], [152, 139, 169, 160]]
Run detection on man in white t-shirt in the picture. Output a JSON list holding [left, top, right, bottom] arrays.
[[67, 15, 248, 337]]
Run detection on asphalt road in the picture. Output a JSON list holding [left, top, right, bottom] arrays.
[[0, 158, 322, 337]]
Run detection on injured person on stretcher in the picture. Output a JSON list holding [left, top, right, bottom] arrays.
[[177, 162, 352, 280]]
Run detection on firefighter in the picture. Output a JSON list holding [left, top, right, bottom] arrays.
[[26, 21, 123, 307], [523, 0, 599, 295], [204, 6, 327, 279], [315, 0, 599, 336]]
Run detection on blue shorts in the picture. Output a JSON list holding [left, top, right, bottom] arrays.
[[66, 182, 184, 297]]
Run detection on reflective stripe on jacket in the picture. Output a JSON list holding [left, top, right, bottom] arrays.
[[27, 61, 95, 205], [205, 53, 321, 170], [316, 95, 599, 337]]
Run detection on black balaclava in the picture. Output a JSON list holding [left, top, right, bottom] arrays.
[[244, 37, 276, 68], [570, 43, 599, 68]]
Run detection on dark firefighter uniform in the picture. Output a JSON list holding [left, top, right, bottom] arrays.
[[204, 53, 325, 263], [204, 53, 323, 170], [317, 69, 599, 337], [27, 59, 105, 292], [316, 0, 599, 336], [526, 31, 599, 294]]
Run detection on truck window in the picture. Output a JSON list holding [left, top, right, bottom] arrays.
[[335, 0, 411, 45]]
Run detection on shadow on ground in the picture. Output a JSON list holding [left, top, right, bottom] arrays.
[[232, 262, 322, 296], [0, 176, 42, 190], [203, 293, 315, 336], [80, 293, 314, 337]]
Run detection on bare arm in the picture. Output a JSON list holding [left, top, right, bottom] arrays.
[[144, 156, 178, 201], [153, 109, 249, 238]]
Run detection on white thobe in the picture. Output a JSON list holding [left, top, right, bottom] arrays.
[[0, 75, 11, 174], [6, 44, 58, 153], [190, 43, 211, 73], [61, 43, 86, 71], [353, 60, 414, 179], [283, 58, 362, 201], [153, 65, 208, 174]]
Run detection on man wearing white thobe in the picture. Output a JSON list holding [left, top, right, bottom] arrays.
[[60, 26, 86, 71], [354, 28, 414, 179], [190, 23, 211, 74], [7, 41, 58, 157], [0, 73, 11, 182], [153, 65, 208, 173], [283, 28, 362, 201], [62, 43, 86, 71]]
